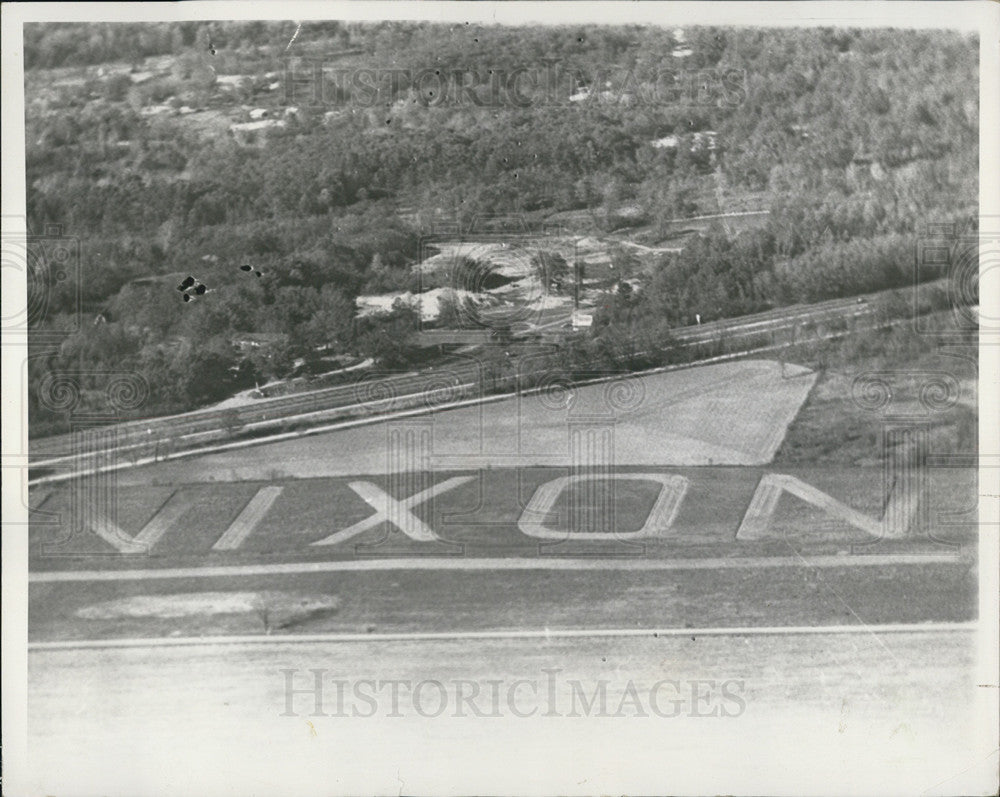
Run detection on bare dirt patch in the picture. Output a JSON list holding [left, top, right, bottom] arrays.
[[76, 590, 340, 632]]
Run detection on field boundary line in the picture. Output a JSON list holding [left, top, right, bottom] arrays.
[[29, 552, 963, 583], [27, 621, 977, 651]]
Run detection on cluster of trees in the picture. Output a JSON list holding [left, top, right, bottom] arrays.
[[24, 21, 354, 69], [589, 225, 923, 351], [24, 22, 977, 434]]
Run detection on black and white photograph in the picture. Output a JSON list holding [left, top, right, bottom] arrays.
[[2, 1, 998, 794]]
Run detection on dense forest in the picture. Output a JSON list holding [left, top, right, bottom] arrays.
[[23, 22, 978, 434]]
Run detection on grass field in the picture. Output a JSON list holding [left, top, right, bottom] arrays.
[[29, 560, 976, 642], [30, 465, 976, 565], [104, 359, 818, 486], [776, 328, 978, 465], [23, 346, 988, 797], [29, 462, 976, 641], [27, 347, 979, 645]]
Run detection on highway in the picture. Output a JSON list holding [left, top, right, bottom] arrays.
[[26, 283, 930, 482]]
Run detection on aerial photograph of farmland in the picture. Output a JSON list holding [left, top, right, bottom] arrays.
[[6, 4, 996, 796]]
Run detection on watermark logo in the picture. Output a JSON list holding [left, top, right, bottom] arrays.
[[280, 669, 747, 719], [915, 217, 998, 341], [848, 370, 967, 546], [283, 61, 746, 109], [414, 215, 574, 335], [1, 221, 81, 344], [33, 370, 152, 558]]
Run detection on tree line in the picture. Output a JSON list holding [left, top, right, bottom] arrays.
[[24, 22, 977, 435]]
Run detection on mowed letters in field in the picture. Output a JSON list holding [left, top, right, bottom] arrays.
[[28, 359, 977, 641]]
